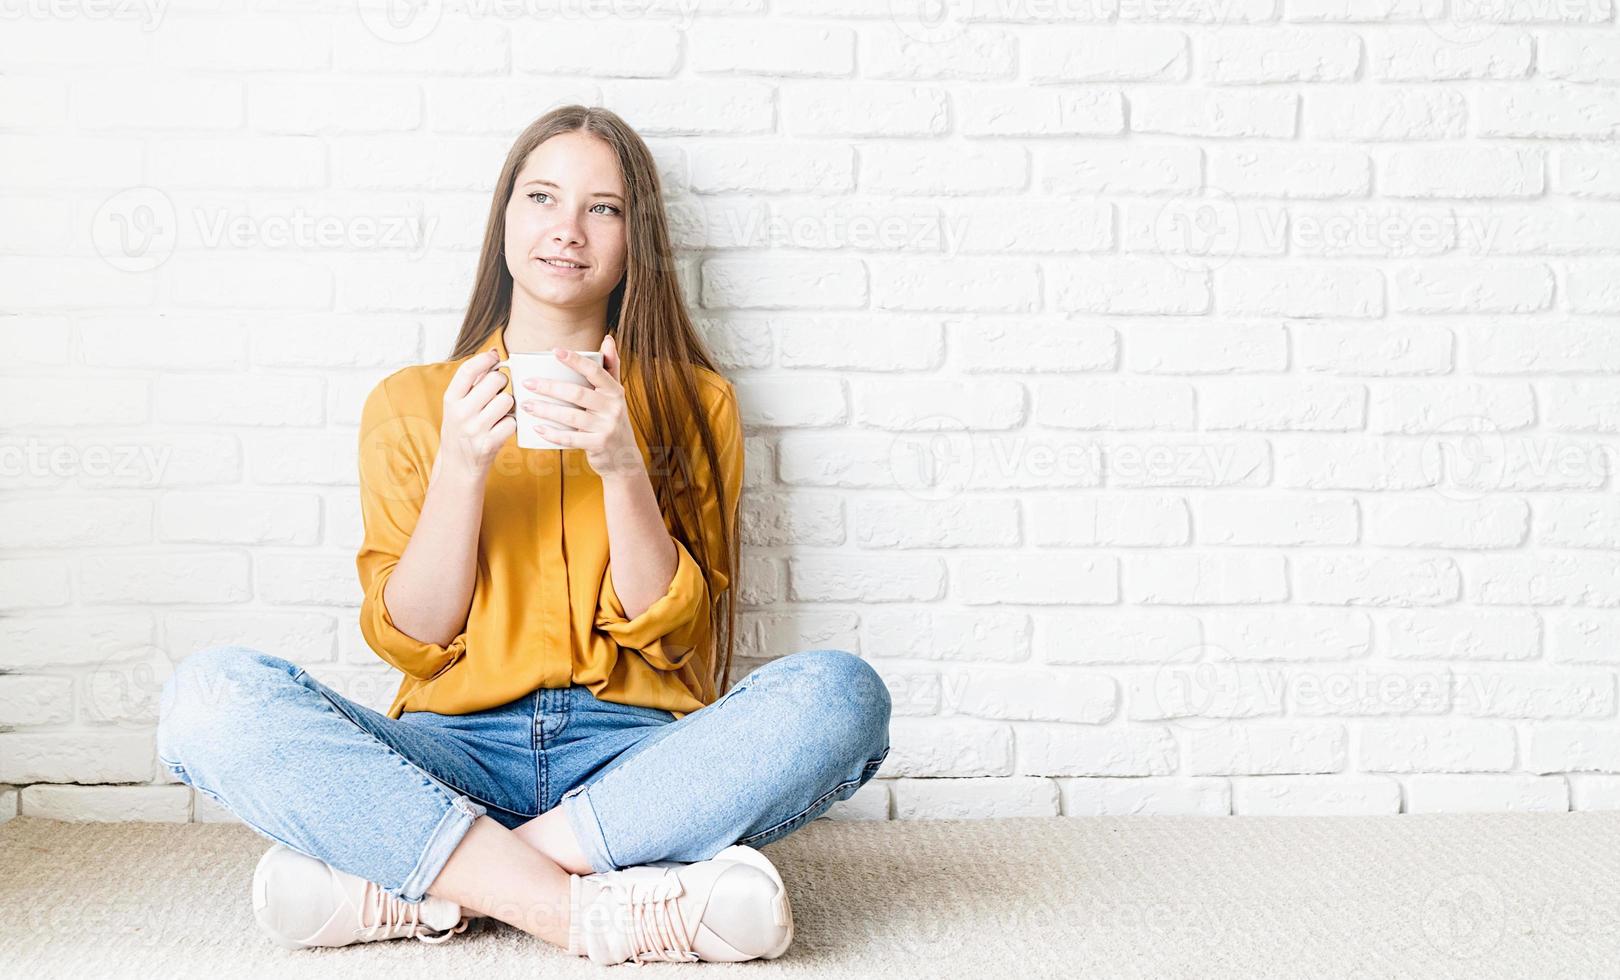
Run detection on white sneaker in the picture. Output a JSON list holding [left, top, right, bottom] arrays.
[[251, 843, 472, 949], [567, 844, 794, 965]]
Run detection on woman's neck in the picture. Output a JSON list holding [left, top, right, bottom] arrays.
[[502, 299, 608, 355]]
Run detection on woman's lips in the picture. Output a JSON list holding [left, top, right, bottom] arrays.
[[536, 256, 589, 275]]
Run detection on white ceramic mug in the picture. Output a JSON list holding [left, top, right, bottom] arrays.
[[495, 350, 605, 450]]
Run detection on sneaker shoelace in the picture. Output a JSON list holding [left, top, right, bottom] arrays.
[[358, 880, 469, 945], [606, 871, 700, 964]]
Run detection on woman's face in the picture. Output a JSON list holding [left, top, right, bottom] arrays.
[[503, 131, 629, 314]]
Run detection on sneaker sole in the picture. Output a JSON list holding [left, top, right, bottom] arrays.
[[712, 844, 793, 959]]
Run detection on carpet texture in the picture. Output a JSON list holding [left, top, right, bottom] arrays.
[[3, 813, 1619, 978]]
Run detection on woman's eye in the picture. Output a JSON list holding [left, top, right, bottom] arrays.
[[525, 191, 618, 216]]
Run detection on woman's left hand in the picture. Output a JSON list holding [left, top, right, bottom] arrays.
[[520, 334, 644, 479]]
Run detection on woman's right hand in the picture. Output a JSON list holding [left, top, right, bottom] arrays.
[[434, 350, 517, 482]]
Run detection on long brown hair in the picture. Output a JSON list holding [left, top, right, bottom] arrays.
[[447, 104, 740, 700]]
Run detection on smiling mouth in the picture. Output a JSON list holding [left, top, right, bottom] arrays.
[[538, 257, 588, 269]]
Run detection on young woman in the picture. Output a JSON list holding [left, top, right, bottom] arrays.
[[155, 105, 893, 966]]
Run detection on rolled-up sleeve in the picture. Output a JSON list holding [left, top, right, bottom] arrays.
[[356, 376, 464, 681], [594, 384, 743, 673], [595, 538, 711, 671]]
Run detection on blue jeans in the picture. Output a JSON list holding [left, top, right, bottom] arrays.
[[156, 646, 891, 904]]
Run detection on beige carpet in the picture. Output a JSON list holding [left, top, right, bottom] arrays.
[[3, 813, 1619, 978]]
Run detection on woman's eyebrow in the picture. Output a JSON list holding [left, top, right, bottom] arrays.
[[521, 178, 624, 202]]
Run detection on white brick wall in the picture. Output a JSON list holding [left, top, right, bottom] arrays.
[[3, 3, 1619, 824]]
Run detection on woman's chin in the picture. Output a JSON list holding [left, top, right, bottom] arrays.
[[519, 278, 597, 305]]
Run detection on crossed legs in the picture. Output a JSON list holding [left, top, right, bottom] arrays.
[[159, 646, 890, 953], [421, 812, 587, 947], [423, 649, 893, 950]]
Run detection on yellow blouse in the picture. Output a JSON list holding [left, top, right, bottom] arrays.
[[355, 328, 743, 721]]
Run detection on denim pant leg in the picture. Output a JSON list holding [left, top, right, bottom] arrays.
[[156, 645, 513, 904], [557, 649, 893, 873]]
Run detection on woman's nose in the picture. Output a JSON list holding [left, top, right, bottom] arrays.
[[548, 216, 584, 245]]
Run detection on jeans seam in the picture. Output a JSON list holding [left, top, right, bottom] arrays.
[[534, 689, 547, 814], [294, 671, 492, 898], [531, 689, 541, 818], [548, 691, 569, 808], [295, 666, 534, 821], [194, 781, 303, 852]]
